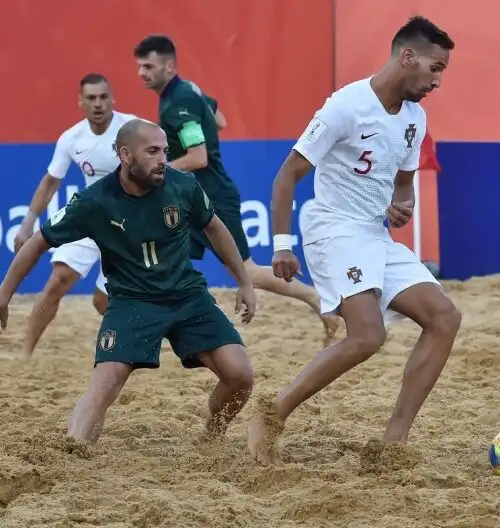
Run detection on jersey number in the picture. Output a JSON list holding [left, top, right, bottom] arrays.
[[354, 150, 373, 175], [142, 241, 158, 268]]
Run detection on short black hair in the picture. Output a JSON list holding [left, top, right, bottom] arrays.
[[134, 35, 176, 59], [391, 16, 455, 53], [80, 73, 109, 90]]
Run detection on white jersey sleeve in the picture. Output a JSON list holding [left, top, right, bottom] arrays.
[[47, 130, 73, 179], [399, 108, 427, 172], [293, 92, 353, 167], [121, 113, 138, 122]]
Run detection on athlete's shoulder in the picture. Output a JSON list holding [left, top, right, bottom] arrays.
[[56, 118, 89, 145], [62, 174, 114, 218], [332, 78, 374, 107], [112, 111, 139, 124], [173, 80, 204, 105], [183, 79, 203, 96], [316, 78, 370, 117], [82, 170, 117, 197], [166, 166, 196, 185], [337, 77, 372, 94], [163, 166, 198, 204], [65, 183, 97, 210]]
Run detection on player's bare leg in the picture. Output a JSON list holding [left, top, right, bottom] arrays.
[[383, 283, 461, 443], [248, 290, 385, 465], [23, 262, 80, 359], [199, 344, 254, 437], [67, 362, 132, 443], [243, 258, 341, 345], [92, 288, 108, 315]]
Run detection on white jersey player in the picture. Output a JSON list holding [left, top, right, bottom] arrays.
[[14, 73, 136, 359], [248, 16, 461, 465], [45, 109, 136, 294], [298, 76, 431, 323]]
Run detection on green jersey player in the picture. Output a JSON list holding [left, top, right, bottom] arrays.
[[0, 119, 256, 444], [134, 34, 341, 346]]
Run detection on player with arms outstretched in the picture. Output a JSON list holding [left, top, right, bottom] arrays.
[[0, 119, 256, 443], [248, 16, 461, 464], [133, 35, 340, 345], [14, 73, 137, 359]]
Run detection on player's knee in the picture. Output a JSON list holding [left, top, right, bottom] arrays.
[[44, 265, 78, 300], [222, 354, 254, 394], [424, 300, 461, 337], [228, 367, 254, 395], [346, 325, 386, 362]]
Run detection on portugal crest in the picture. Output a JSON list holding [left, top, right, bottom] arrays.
[[347, 266, 363, 284], [163, 205, 180, 228], [404, 123, 417, 148], [99, 329, 116, 351]]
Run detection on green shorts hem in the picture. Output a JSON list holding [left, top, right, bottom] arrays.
[[93, 359, 160, 370]]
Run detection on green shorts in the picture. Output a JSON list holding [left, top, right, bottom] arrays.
[[190, 202, 251, 263], [95, 291, 244, 369]]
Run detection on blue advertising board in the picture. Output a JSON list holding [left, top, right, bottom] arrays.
[[437, 141, 500, 281], [0, 140, 315, 294]]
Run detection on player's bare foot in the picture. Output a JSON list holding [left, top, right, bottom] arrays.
[[320, 314, 341, 347], [360, 438, 421, 473], [248, 416, 273, 465], [247, 399, 284, 466]]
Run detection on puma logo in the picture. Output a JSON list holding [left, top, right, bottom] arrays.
[[110, 219, 126, 231]]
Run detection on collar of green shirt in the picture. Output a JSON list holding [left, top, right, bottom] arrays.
[[160, 74, 182, 99]]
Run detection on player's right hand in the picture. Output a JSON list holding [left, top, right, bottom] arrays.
[[272, 250, 300, 282], [14, 226, 34, 254]]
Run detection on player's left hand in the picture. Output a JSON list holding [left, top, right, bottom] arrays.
[[235, 283, 256, 324], [387, 200, 414, 228]]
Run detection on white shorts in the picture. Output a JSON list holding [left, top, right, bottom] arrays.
[[303, 232, 440, 324], [50, 238, 107, 293]]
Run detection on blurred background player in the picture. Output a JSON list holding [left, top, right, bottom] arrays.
[[186, 80, 228, 131], [13, 73, 137, 359], [134, 34, 340, 344], [248, 17, 461, 464], [0, 119, 256, 443]]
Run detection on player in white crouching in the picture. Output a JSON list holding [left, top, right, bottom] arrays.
[[14, 73, 137, 359], [248, 16, 461, 464]]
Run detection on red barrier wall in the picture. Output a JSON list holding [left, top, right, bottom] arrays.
[[0, 0, 333, 142]]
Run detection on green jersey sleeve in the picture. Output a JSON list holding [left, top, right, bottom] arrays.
[[163, 96, 206, 150], [204, 95, 218, 114], [190, 179, 215, 230], [40, 192, 93, 247]]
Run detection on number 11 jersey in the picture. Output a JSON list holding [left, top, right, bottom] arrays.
[[41, 167, 215, 302]]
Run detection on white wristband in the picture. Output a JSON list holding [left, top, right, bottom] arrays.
[[273, 234, 293, 252]]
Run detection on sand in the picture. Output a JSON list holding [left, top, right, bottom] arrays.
[[0, 277, 499, 527]]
